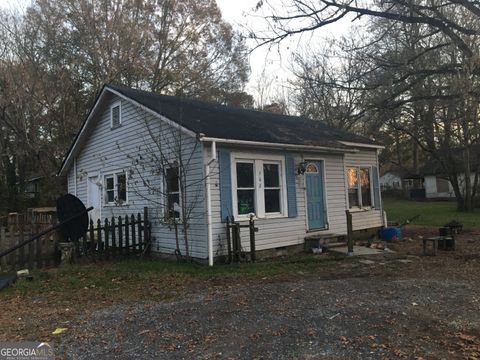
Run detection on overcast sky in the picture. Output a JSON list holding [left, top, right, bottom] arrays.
[[0, 0, 354, 105], [216, 0, 353, 105]]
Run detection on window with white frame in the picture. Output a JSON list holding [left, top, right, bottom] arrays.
[[233, 156, 286, 218], [263, 163, 281, 213], [347, 166, 372, 208], [104, 172, 127, 205], [110, 101, 121, 128], [236, 162, 255, 215], [166, 167, 181, 219]]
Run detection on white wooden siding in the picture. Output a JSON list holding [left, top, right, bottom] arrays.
[[65, 92, 208, 259], [207, 147, 355, 255], [67, 168, 75, 194]]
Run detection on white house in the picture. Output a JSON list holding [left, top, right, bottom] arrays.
[[423, 175, 455, 199], [380, 171, 403, 190], [58, 84, 385, 264]]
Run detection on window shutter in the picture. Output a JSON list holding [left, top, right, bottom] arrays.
[[372, 166, 381, 209], [218, 149, 233, 223], [285, 153, 298, 218]]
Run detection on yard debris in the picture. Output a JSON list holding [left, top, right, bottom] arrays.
[[444, 220, 463, 234], [397, 259, 413, 264], [399, 214, 420, 227], [52, 327, 68, 335], [329, 313, 340, 320], [369, 242, 386, 250], [16, 269, 29, 277], [16, 269, 33, 281], [359, 260, 375, 265], [312, 247, 323, 254]]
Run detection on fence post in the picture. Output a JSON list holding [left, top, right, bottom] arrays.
[[234, 224, 241, 263], [346, 210, 354, 256], [125, 215, 130, 255], [143, 207, 151, 256], [226, 216, 232, 264], [7, 221, 14, 269], [231, 216, 241, 263], [249, 215, 256, 263], [0, 227, 6, 271], [89, 220, 95, 254], [35, 218, 42, 269], [131, 214, 136, 253], [28, 237, 34, 270], [97, 219, 102, 255], [104, 218, 110, 259], [118, 216, 123, 256], [82, 230, 87, 256], [137, 213, 142, 253], [26, 215, 33, 269], [46, 215, 56, 267], [18, 215, 25, 269], [111, 216, 116, 257]]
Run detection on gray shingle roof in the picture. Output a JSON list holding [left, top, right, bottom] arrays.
[[108, 84, 380, 149]]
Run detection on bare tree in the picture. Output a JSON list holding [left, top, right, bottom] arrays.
[[0, 0, 251, 213], [257, 0, 480, 210], [116, 113, 210, 261]]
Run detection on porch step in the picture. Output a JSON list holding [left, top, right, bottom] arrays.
[[322, 242, 347, 249], [304, 234, 346, 250]]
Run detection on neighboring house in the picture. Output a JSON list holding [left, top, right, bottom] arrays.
[[419, 156, 467, 199], [24, 176, 43, 199], [402, 174, 426, 200], [403, 151, 480, 199], [58, 84, 384, 264], [423, 175, 455, 199], [380, 171, 403, 190]]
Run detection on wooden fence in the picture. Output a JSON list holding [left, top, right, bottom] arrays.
[[0, 208, 151, 272], [225, 216, 258, 263], [0, 211, 57, 272], [74, 208, 151, 261]]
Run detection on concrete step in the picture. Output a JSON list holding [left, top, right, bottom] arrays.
[[322, 242, 347, 249], [304, 234, 345, 250]]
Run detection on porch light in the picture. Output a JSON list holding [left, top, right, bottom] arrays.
[[297, 160, 308, 175]]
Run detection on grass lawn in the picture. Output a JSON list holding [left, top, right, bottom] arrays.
[[383, 198, 480, 229], [1, 256, 342, 302]]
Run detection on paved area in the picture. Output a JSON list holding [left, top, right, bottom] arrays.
[[58, 269, 480, 359]]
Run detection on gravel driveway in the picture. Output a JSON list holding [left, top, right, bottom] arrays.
[[58, 267, 480, 359]]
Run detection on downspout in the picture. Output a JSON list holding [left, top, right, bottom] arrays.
[[206, 141, 216, 266]]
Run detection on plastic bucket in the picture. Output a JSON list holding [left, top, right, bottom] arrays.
[[378, 227, 402, 242]]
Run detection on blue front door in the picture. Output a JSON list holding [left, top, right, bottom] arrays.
[[305, 161, 326, 230]]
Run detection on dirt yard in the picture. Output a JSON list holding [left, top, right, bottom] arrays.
[[2, 226, 480, 359]]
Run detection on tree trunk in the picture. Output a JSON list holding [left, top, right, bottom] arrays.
[[463, 146, 473, 211], [447, 169, 464, 211]]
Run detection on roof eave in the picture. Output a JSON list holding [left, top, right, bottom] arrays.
[[339, 141, 385, 149], [199, 136, 358, 153]]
